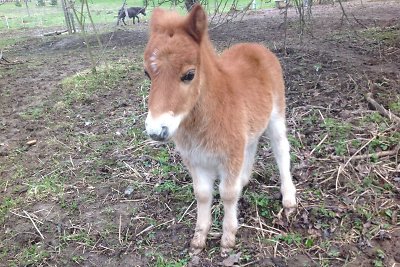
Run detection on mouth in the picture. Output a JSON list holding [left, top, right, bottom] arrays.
[[148, 126, 170, 142], [145, 111, 183, 143]]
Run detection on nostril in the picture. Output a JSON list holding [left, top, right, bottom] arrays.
[[160, 126, 169, 139], [148, 127, 169, 142]]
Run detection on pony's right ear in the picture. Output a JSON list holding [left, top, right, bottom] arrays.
[[184, 4, 207, 43]]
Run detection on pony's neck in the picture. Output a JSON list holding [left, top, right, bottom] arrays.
[[199, 34, 219, 82], [175, 36, 222, 147], [189, 35, 223, 125]]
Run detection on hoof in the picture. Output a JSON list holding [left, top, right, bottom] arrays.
[[282, 193, 297, 207], [190, 232, 206, 256], [220, 232, 236, 257], [189, 246, 203, 256], [284, 206, 297, 217], [283, 197, 297, 217], [220, 246, 233, 257]]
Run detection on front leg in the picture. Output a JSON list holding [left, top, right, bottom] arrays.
[[136, 15, 140, 23], [189, 166, 216, 255], [219, 175, 243, 256]]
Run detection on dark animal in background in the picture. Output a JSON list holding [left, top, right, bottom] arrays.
[[117, 7, 146, 25]]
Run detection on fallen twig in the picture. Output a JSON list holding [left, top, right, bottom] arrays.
[[352, 14, 368, 29], [118, 214, 122, 245], [43, 29, 69, 36], [135, 219, 174, 237], [10, 210, 43, 224], [0, 50, 11, 64], [332, 146, 400, 161], [310, 134, 328, 156], [336, 135, 377, 191], [0, 50, 22, 65], [240, 223, 281, 236], [23, 210, 45, 240], [366, 93, 400, 124], [177, 200, 195, 223]]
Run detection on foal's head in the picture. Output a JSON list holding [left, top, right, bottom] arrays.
[[144, 5, 207, 141]]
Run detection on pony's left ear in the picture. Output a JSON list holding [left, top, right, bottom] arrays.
[[184, 4, 207, 43], [150, 8, 165, 30]]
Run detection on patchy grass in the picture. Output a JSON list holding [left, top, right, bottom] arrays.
[[61, 61, 141, 105], [360, 25, 400, 47], [0, 197, 18, 225], [245, 191, 281, 219], [388, 98, 400, 113], [0, 35, 29, 49], [1, 5, 400, 267], [27, 171, 65, 199], [12, 244, 50, 266], [19, 106, 45, 120]]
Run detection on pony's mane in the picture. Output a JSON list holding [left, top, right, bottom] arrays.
[[150, 9, 186, 33]]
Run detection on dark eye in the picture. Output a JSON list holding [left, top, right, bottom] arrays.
[[144, 70, 151, 80], [181, 69, 195, 83]]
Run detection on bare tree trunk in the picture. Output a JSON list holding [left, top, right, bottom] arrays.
[[24, 0, 30, 17], [283, 0, 289, 51], [84, 0, 102, 47], [61, 0, 72, 34], [69, 10, 76, 33], [117, 0, 127, 25], [70, 0, 97, 74], [84, 0, 109, 72], [337, 0, 349, 26], [293, 0, 305, 39]]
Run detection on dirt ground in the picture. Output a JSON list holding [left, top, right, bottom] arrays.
[[0, 1, 399, 266]]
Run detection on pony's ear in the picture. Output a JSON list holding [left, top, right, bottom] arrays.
[[184, 4, 207, 43], [150, 8, 165, 30]]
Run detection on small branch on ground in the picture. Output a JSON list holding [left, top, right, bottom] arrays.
[[0, 51, 22, 65], [0, 51, 11, 64], [331, 146, 400, 161], [23, 210, 45, 240], [365, 93, 400, 124], [352, 14, 368, 29], [43, 29, 69, 36]]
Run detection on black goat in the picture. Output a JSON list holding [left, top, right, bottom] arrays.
[[117, 7, 146, 25]]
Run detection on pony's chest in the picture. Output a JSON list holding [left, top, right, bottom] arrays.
[[176, 142, 224, 174]]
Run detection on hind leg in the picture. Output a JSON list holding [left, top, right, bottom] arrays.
[[240, 140, 258, 187], [218, 141, 259, 256], [267, 112, 297, 213]]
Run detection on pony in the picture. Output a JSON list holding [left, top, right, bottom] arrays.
[[117, 7, 146, 26], [143, 4, 297, 256]]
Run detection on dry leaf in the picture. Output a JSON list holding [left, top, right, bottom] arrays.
[[26, 140, 37, 146], [222, 252, 241, 266]]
